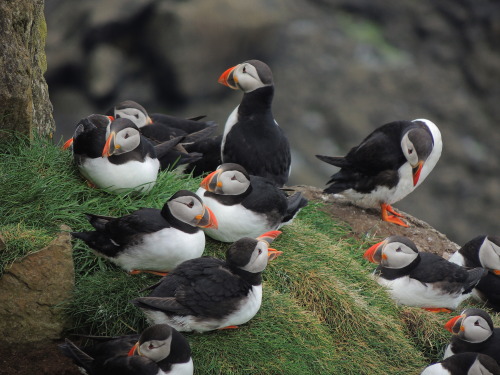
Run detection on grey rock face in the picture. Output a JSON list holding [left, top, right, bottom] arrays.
[[0, 226, 74, 344], [0, 0, 55, 139]]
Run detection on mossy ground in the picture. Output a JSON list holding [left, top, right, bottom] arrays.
[[1, 135, 498, 374]]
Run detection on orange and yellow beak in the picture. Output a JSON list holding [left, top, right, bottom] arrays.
[[62, 137, 74, 150], [200, 169, 223, 192], [257, 230, 282, 245], [444, 314, 465, 334], [218, 65, 239, 90], [102, 131, 118, 157], [128, 342, 139, 357], [363, 240, 386, 264], [195, 206, 218, 229], [493, 270, 500, 275], [267, 248, 283, 261], [412, 161, 424, 186]]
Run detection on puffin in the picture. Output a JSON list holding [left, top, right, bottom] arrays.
[[443, 308, 500, 364], [108, 100, 218, 170], [59, 324, 193, 375], [218, 59, 291, 187], [448, 235, 500, 310], [316, 119, 442, 227], [71, 190, 218, 275], [420, 352, 500, 375], [65, 116, 180, 193], [196, 163, 307, 242], [363, 236, 485, 311], [131, 231, 283, 332]]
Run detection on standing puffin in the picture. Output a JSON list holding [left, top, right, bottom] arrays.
[[131, 231, 283, 332], [420, 352, 500, 375], [71, 190, 218, 275], [443, 308, 500, 364], [448, 235, 500, 311], [363, 236, 485, 311], [59, 324, 193, 375], [218, 60, 291, 187], [316, 119, 442, 227], [196, 163, 307, 242]]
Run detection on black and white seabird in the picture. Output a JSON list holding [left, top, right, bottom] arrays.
[[218, 60, 291, 187], [363, 236, 485, 311], [316, 119, 442, 227], [420, 352, 500, 375], [131, 231, 283, 332], [196, 163, 307, 242], [71, 190, 218, 275], [108, 100, 218, 171], [59, 324, 193, 375], [443, 308, 500, 365], [449, 235, 500, 311]]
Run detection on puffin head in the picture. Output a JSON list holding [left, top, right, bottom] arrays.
[[218, 60, 273, 93]]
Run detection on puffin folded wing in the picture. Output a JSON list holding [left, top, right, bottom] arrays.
[[131, 297, 193, 315]]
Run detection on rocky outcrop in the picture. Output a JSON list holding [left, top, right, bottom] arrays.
[[0, 226, 74, 344], [0, 0, 55, 139], [44, 0, 500, 245]]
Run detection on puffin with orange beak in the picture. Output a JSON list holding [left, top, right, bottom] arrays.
[[316, 119, 442, 227], [442, 308, 500, 365], [131, 231, 283, 332], [218, 59, 291, 187], [196, 163, 307, 242], [363, 236, 485, 311], [71, 190, 218, 276], [448, 235, 500, 311], [60, 324, 193, 375]]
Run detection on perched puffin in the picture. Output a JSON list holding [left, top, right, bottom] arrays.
[[363, 236, 485, 311], [420, 352, 500, 375], [71, 190, 218, 275], [218, 60, 291, 187], [448, 235, 500, 310], [443, 308, 500, 364], [108, 100, 218, 170], [131, 231, 283, 332], [316, 119, 442, 227], [196, 163, 307, 242], [59, 324, 193, 375]]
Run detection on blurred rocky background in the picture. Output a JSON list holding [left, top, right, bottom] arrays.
[[44, 0, 500, 245]]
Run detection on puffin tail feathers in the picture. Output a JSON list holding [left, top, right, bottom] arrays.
[[463, 267, 488, 294], [281, 192, 309, 226], [315, 154, 350, 168], [59, 338, 94, 373]]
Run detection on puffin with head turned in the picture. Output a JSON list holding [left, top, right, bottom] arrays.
[[443, 308, 500, 365], [218, 59, 291, 187], [363, 236, 485, 311], [316, 119, 442, 227], [448, 235, 500, 311], [196, 163, 307, 242], [59, 323, 193, 375], [131, 231, 283, 332], [71, 190, 218, 275]]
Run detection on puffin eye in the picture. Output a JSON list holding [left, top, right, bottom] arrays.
[[148, 343, 154, 350], [134, 114, 139, 119], [258, 248, 263, 255], [231, 174, 237, 180], [395, 247, 402, 252], [187, 201, 194, 208], [474, 320, 480, 326], [242, 66, 246, 73], [124, 133, 129, 139], [408, 148, 413, 154], [116, 114, 121, 118]]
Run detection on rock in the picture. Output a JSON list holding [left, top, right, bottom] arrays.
[[0, 0, 55, 139], [0, 225, 74, 344]]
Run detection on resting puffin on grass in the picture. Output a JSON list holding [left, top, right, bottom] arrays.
[[59, 324, 193, 375], [218, 59, 291, 187], [71, 190, 218, 275], [196, 163, 307, 242], [443, 308, 500, 365], [363, 236, 485, 311], [316, 119, 442, 227], [131, 231, 283, 332]]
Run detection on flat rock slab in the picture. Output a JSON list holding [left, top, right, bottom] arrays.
[[0, 226, 74, 344]]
